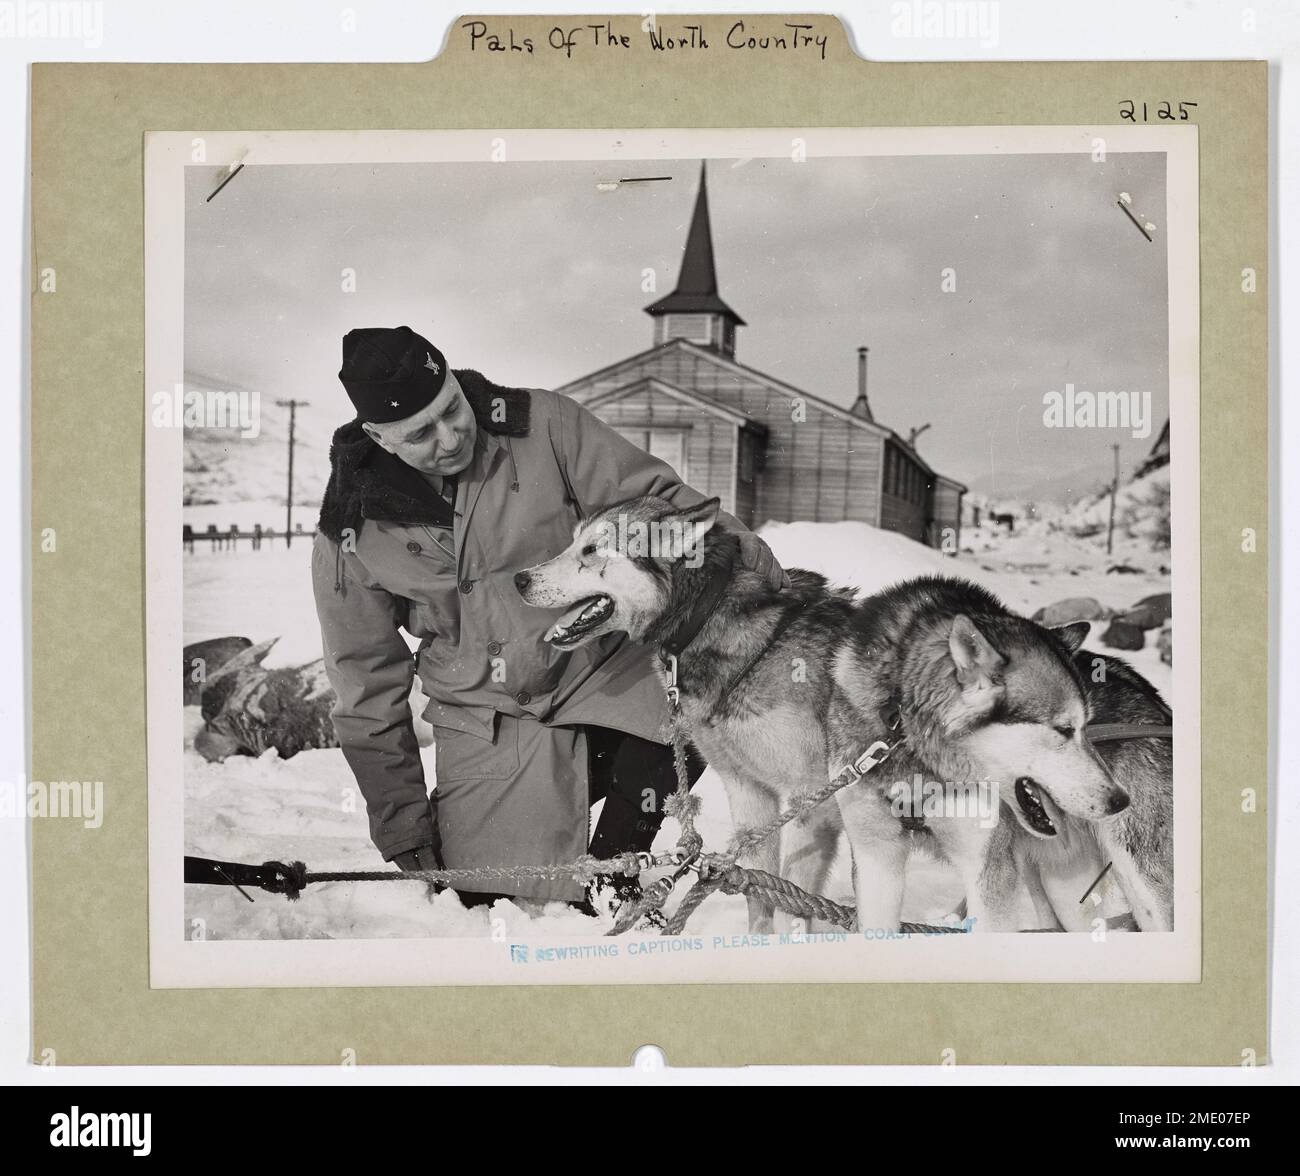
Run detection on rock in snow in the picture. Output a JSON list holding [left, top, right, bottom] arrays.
[[182, 635, 252, 705], [1031, 597, 1112, 626], [1100, 619, 1146, 651], [1120, 592, 1172, 630]]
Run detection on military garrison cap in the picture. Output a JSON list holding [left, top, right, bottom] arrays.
[[338, 325, 449, 424]]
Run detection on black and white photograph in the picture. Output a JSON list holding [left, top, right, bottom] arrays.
[[144, 127, 1199, 986]]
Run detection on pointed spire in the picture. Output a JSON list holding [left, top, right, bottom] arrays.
[[673, 161, 721, 300], [645, 161, 745, 346]]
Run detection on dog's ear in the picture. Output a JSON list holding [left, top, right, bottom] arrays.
[[1051, 621, 1090, 654], [672, 496, 721, 537], [948, 615, 1005, 691]]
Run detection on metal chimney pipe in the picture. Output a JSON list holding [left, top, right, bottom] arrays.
[[853, 345, 872, 421]]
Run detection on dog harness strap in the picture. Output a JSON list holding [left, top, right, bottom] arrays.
[[1086, 722, 1174, 743], [705, 603, 805, 715], [658, 549, 737, 660]]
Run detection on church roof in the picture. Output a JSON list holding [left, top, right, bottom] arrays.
[[644, 162, 746, 326]]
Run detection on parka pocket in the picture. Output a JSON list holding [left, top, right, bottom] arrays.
[[429, 714, 520, 782]]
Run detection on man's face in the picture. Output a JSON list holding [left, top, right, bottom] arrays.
[[362, 370, 479, 476]]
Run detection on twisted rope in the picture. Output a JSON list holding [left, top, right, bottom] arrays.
[[647, 709, 898, 936], [661, 871, 728, 936], [710, 863, 857, 930], [725, 764, 878, 862], [608, 876, 674, 936], [661, 862, 969, 937], [239, 851, 663, 902], [664, 711, 704, 860]]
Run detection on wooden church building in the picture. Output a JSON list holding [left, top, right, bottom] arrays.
[[557, 164, 966, 549]]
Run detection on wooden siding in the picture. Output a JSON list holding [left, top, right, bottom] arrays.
[[563, 348, 883, 527], [880, 439, 934, 545], [879, 492, 929, 544], [587, 385, 737, 515], [734, 426, 757, 528], [931, 480, 964, 548]]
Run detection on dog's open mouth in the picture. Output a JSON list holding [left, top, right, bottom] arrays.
[[545, 594, 614, 647], [1013, 777, 1059, 837]]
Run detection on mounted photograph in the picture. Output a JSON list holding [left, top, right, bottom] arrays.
[[143, 126, 1200, 987]]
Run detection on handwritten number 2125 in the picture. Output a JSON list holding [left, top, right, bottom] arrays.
[[1119, 100, 1198, 122]]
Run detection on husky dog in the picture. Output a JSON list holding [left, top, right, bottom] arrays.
[[515, 494, 1171, 933], [1038, 652, 1173, 931]]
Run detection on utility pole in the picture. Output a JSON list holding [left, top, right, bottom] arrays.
[[1105, 443, 1120, 556], [276, 399, 309, 547]]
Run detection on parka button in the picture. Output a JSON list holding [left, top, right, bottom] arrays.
[[515, 690, 531, 706], [459, 578, 473, 594], [406, 541, 421, 554], [487, 641, 502, 656]]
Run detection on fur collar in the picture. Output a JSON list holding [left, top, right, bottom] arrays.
[[317, 369, 529, 544]]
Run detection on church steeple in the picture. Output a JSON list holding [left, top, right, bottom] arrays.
[[644, 161, 745, 357]]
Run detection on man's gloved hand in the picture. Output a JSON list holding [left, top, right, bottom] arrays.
[[392, 843, 444, 902], [393, 844, 442, 873], [737, 531, 791, 591]]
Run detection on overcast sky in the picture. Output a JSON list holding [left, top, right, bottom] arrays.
[[185, 150, 1169, 501]]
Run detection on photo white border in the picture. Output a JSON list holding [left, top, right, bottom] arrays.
[[145, 125, 1200, 988]]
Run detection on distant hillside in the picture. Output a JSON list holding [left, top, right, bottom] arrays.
[[1056, 465, 1171, 550], [182, 375, 332, 509], [964, 459, 1114, 509]]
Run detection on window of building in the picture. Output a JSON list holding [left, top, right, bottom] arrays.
[[738, 432, 755, 483], [664, 314, 713, 344], [888, 451, 932, 506], [617, 428, 688, 480]]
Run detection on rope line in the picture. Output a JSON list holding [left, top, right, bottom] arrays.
[[226, 850, 669, 903], [725, 767, 874, 862], [186, 711, 958, 935], [645, 689, 899, 936]]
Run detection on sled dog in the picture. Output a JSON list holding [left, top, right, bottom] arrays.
[[515, 495, 1172, 933]]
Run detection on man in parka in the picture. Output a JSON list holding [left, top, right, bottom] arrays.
[[312, 325, 786, 908]]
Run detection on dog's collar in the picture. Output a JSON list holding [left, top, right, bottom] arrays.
[[658, 549, 736, 662], [875, 695, 927, 832]]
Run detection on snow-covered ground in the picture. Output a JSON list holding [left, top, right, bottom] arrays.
[[183, 513, 1172, 941]]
